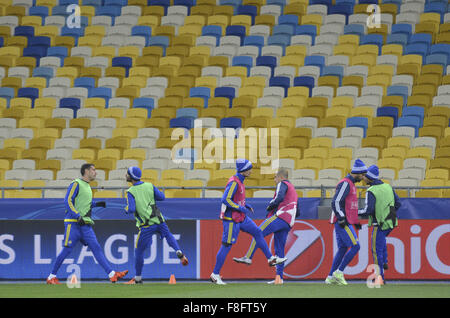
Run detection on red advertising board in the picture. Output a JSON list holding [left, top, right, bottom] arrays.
[[199, 219, 450, 280]]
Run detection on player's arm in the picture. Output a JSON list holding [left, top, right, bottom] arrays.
[[358, 191, 376, 217], [153, 185, 165, 201], [125, 192, 136, 214], [332, 181, 350, 223], [266, 181, 288, 211], [221, 181, 251, 213], [65, 181, 80, 218]]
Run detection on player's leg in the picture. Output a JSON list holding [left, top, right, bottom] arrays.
[[337, 224, 360, 272], [371, 226, 383, 279], [129, 226, 155, 284], [240, 216, 273, 260], [157, 222, 188, 265], [328, 224, 348, 277], [47, 222, 80, 284], [272, 224, 290, 280], [81, 225, 128, 282], [213, 220, 239, 275], [242, 215, 277, 260]]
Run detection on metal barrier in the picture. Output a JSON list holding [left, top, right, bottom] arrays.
[[1, 185, 450, 201]]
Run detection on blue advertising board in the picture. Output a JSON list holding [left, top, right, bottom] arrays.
[[0, 220, 198, 280]]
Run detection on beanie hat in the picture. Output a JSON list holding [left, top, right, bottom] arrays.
[[366, 165, 379, 180], [127, 166, 142, 181], [351, 158, 367, 174], [236, 158, 253, 173]]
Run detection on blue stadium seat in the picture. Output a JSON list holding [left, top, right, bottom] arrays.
[[402, 106, 425, 123], [32, 67, 54, 86], [328, 4, 353, 23], [148, 36, 170, 55], [112, 57, 133, 77], [22, 47, 46, 66], [89, 87, 112, 106], [60, 98, 81, 118], [405, 43, 429, 63], [425, 2, 447, 21], [131, 26, 152, 46], [14, 26, 34, 39], [95, 6, 122, 23], [74, 77, 96, 90], [132, 97, 154, 118], [310, 0, 332, 6], [0, 87, 15, 107], [219, 0, 241, 11], [293, 76, 315, 97], [243, 35, 264, 54], [386, 33, 408, 46], [295, 25, 317, 45], [344, 24, 365, 37], [52, 5, 70, 16], [226, 25, 246, 45], [397, 116, 422, 137], [256, 56, 277, 76], [176, 107, 198, 119], [387, 85, 409, 107], [170, 117, 194, 130], [358, 0, 378, 4], [267, 34, 290, 52], [47, 46, 68, 66], [237, 5, 258, 24], [425, 54, 448, 68], [272, 24, 295, 37], [214, 87, 235, 107], [202, 25, 222, 46], [360, 34, 383, 54], [29, 36, 51, 49], [278, 14, 299, 27], [269, 76, 290, 97], [61, 26, 84, 46], [409, 33, 433, 47], [17, 87, 39, 106], [82, 0, 103, 6], [60, 0, 79, 5], [220, 117, 242, 129], [29, 6, 49, 20], [305, 55, 326, 75], [430, 44, 450, 64], [0, 37, 3, 48], [232, 56, 253, 76], [323, 65, 344, 85], [376, 106, 399, 127], [266, 0, 287, 8], [190, 87, 210, 108], [346, 117, 369, 137], [392, 24, 413, 41]]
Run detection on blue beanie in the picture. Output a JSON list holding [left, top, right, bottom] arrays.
[[351, 158, 367, 174], [127, 166, 142, 181], [366, 165, 379, 180], [236, 158, 252, 173]]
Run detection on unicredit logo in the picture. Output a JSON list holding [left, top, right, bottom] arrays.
[[269, 221, 325, 279]]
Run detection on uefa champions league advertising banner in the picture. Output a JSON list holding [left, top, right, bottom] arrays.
[[0, 220, 197, 280]]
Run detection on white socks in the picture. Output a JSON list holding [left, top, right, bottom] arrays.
[[108, 271, 116, 278]]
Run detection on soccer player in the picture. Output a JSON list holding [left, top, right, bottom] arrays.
[[123, 166, 188, 284], [210, 159, 287, 285], [233, 168, 299, 284], [46, 163, 128, 284], [359, 165, 401, 284], [325, 159, 367, 285]]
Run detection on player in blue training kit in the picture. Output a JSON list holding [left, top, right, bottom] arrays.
[[233, 168, 299, 284], [46, 164, 128, 284], [210, 159, 287, 285]]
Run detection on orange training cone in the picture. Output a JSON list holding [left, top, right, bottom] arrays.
[[274, 275, 282, 285], [70, 274, 78, 285], [169, 274, 176, 284]]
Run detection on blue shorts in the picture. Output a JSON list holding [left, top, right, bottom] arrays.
[[221, 216, 260, 245], [334, 223, 359, 248], [62, 221, 97, 248]]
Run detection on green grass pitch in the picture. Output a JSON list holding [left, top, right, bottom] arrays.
[[0, 282, 449, 298]]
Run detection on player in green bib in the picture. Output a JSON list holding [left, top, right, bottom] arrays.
[[123, 166, 188, 284], [358, 165, 401, 284], [47, 163, 128, 284]]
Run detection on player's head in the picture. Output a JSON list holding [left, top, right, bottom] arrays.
[[236, 158, 252, 177], [81, 163, 96, 182], [275, 168, 289, 184], [363, 165, 379, 184], [350, 158, 367, 182], [126, 166, 142, 183]]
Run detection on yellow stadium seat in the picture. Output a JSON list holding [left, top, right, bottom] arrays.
[[72, 148, 96, 162], [94, 190, 118, 198]]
